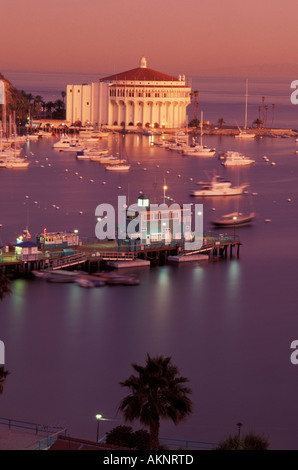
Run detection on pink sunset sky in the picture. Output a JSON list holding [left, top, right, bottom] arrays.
[[1, 0, 298, 77]]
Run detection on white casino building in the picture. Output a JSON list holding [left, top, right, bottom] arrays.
[[66, 57, 191, 129]]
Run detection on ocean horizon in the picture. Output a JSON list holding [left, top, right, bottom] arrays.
[[1, 70, 297, 130]]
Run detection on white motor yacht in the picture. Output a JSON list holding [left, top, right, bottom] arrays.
[[223, 151, 255, 166], [190, 175, 248, 197]]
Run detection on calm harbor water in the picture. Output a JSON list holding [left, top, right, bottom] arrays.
[[1, 76, 298, 449]]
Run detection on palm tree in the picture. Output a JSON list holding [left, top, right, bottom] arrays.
[[0, 272, 11, 301], [253, 118, 263, 129], [0, 366, 10, 394], [45, 101, 55, 118], [193, 90, 199, 120], [261, 96, 265, 128], [118, 354, 193, 450], [53, 99, 65, 119], [33, 95, 43, 118], [217, 118, 225, 129], [271, 104, 276, 129], [264, 105, 268, 128]]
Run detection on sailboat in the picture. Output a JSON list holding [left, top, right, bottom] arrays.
[[0, 120, 29, 168], [104, 134, 131, 171], [235, 79, 255, 139], [211, 175, 255, 226], [182, 112, 216, 156]]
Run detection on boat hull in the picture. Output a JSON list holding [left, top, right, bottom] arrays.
[[190, 187, 246, 197], [212, 212, 255, 226]]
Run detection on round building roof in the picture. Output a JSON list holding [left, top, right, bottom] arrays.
[[101, 58, 184, 83]]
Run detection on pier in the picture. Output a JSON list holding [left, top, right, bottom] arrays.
[[0, 233, 241, 277]]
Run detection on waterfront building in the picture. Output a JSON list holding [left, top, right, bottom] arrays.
[[66, 57, 191, 129], [124, 194, 192, 245], [36, 228, 80, 250], [14, 241, 39, 262]]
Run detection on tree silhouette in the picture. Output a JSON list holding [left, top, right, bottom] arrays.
[[0, 272, 11, 301], [118, 354, 192, 450]]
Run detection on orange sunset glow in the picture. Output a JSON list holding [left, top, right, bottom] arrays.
[[0, 0, 297, 77]]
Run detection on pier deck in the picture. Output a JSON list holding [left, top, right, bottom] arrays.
[[0, 234, 241, 276]]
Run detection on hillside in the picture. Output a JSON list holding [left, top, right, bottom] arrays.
[[0, 73, 25, 111]]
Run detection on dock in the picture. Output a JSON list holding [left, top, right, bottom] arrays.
[[0, 233, 241, 277]]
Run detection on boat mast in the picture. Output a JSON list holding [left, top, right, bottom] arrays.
[[200, 111, 203, 147], [244, 79, 248, 130]]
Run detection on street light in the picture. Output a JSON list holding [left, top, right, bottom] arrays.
[[95, 413, 113, 442], [96, 414, 103, 442], [163, 185, 167, 204], [233, 216, 237, 240], [236, 422, 243, 449]]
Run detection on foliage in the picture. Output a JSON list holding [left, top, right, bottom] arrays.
[[188, 119, 200, 127], [118, 354, 192, 450], [0, 73, 66, 124], [253, 118, 263, 129], [0, 366, 10, 394], [0, 273, 11, 301], [217, 118, 225, 128], [105, 425, 151, 450], [216, 431, 269, 450]]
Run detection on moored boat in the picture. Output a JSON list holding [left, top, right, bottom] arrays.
[[105, 163, 131, 171], [211, 211, 255, 227], [223, 151, 255, 166], [190, 175, 248, 197]]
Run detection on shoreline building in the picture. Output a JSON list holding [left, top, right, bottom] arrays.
[[66, 57, 191, 129]]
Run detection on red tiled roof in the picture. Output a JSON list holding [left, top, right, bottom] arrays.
[[102, 67, 179, 83]]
